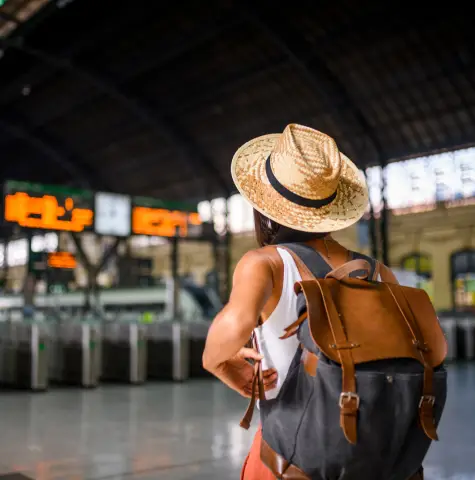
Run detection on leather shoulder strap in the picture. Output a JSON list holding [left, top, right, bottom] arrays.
[[351, 251, 378, 280], [326, 259, 372, 280], [373, 261, 400, 284]]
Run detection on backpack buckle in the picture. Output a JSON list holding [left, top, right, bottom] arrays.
[[419, 395, 435, 408], [339, 392, 360, 408]]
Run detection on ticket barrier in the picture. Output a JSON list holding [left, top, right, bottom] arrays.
[[146, 321, 210, 380], [147, 322, 190, 381], [101, 322, 147, 384], [439, 317, 458, 361], [459, 317, 475, 360], [188, 321, 212, 378], [49, 323, 101, 388], [146, 322, 173, 380], [0, 321, 49, 391], [439, 314, 475, 361]]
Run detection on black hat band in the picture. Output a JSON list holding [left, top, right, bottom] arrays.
[[265, 155, 337, 208]]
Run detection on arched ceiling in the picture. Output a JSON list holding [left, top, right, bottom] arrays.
[[1, 0, 474, 201]]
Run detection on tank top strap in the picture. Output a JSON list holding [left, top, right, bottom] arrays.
[[276, 247, 302, 300]]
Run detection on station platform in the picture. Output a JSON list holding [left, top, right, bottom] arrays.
[[0, 363, 473, 480]]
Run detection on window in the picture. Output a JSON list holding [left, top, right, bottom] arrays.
[[400, 253, 433, 300], [366, 147, 475, 214], [451, 249, 475, 311]]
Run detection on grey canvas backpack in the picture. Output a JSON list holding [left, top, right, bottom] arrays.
[[240, 243, 448, 480]]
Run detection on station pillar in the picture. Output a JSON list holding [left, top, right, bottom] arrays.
[[380, 160, 390, 266]]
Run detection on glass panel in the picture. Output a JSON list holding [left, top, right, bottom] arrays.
[[454, 273, 475, 311], [361, 147, 475, 214], [401, 254, 432, 276], [452, 251, 475, 276]]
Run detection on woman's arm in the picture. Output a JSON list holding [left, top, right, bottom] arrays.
[[202, 249, 274, 376]]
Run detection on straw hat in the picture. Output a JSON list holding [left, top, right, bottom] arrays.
[[231, 124, 368, 232]]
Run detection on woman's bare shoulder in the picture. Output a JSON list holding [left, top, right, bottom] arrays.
[[232, 246, 283, 287], [236, 246, 282, 268]]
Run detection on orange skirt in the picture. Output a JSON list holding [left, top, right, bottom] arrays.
[[241, 427, 275, 480]]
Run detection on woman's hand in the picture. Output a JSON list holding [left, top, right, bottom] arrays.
[[211, 347, 278, 398]]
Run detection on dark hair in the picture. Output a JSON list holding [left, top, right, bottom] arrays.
[[253, 210, 327, 247]]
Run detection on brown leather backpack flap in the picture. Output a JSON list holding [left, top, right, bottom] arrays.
[[392, 285, 448, 365], [297, 278, 447, 367]]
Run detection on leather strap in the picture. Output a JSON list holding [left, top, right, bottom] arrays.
[[371, 262, 379, 281], [325, 259, 372, 280], [385, 283, 438, 441], [261, 438, 310, 479], [311, 279, 359, 444], [240, 331, 265, 430], [240, 360, 260, 430], [280, 311, 307, 339], [374, 261, 400, 284], [301, 347, 318, 377]]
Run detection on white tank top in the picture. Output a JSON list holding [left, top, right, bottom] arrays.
[[254, 247, 301, 400]]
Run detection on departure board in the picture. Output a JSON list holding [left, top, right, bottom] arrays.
[[132, 196, 202, 237], [3, 181, 94, 233], [3, 181, 202, 238]]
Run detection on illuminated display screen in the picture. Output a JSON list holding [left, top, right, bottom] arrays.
[[95, 192, 131, 237], [131, 196, 202, 237], [47, 252, 77, 270], [132, 207, 201, 237], [3, 181, 202, 238], [4, 184, 94, 232]]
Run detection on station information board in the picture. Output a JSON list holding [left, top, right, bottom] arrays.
[[131, 196, 202, 237], [47, 252, 77, 269], [3, 181, 202, 238], [4, 181, 94, 233]]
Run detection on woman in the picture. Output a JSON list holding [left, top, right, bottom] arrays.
[[203, 124, 375, 478]]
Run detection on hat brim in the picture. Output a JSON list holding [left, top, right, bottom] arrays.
[[231, 133, 369, 233]]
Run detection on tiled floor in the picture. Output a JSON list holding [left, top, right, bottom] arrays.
[[0, 363, 473, 480]]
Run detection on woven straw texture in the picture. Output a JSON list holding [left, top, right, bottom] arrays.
[[231, 124, 368, 232]]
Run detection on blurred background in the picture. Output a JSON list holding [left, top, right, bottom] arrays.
[[0, 0, 474, 479]]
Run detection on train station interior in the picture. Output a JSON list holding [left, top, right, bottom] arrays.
[[0, 0, 474, 479]]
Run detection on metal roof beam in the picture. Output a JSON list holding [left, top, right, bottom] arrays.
[[0, 112, 108, 190], [0, 11, 20, 25], [0, 14, 238, 105], [241, 4, 386, 164], [2, 38, 231, 198]]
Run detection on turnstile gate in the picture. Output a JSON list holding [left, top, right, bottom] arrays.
[[439, 315, 475, 361], [0, 321, 49, 391], [188, 321, 212, 378], [147, 322, 193, 381], [440, 317, 458, 361], [49, 323, 101, 387], [101, 323, 147, 384], [459, 317, 475, 360]]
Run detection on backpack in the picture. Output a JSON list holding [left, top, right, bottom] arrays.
[[240, 243, 448, 480]]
